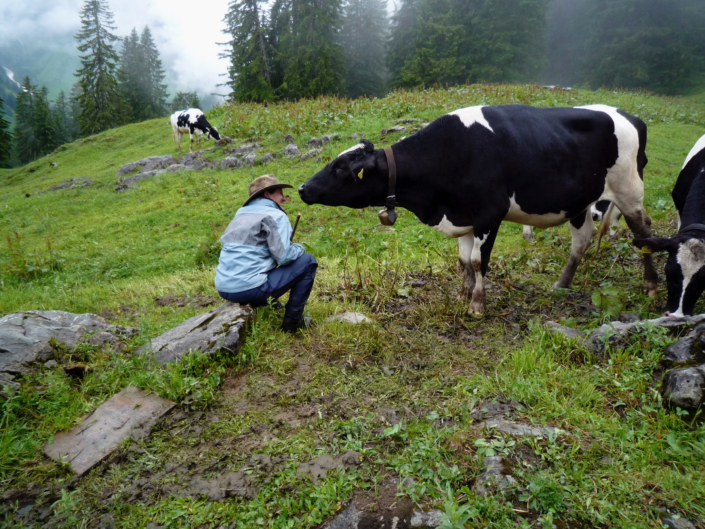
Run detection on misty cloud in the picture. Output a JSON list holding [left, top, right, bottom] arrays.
[[0, 0, 231, 96]]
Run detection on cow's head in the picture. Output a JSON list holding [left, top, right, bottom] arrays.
[[207, 127, 221, 141], [298, 140, 388, 208], [633, 235, 705, 316]]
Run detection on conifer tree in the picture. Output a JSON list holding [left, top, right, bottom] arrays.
[[280, 0, 346, 99], [13, 77, 41, 165], [34, 86, 58, 154], [118, 28, 145, 121], [74, 0, 126, 135], [267, 0, 293, 93], [387, 0, 420, 88], [139, 26, 168, 117], [53, 91, 76, 145], [69, 83, 83, 134], [0, 97, 11, 168], [341, 0, 388, 98], [170, 92, 201, 112], [223, 0, 275, 102]]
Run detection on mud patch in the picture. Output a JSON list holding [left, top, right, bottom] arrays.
[[297, 451, 361, 485]]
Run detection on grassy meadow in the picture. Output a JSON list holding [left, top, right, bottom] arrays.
[[1, 84, 705, 528]]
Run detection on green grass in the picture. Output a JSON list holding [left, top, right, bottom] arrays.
[[1, 84, 705, 528]]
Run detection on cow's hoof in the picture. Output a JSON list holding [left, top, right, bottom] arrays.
[[646, 288, 658, 298], [470, 302, 485, 315], [552, 281, 569, 290]]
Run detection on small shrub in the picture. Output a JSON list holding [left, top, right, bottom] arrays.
[[195, 222, 224, 267], [4, 231, 64, 281]]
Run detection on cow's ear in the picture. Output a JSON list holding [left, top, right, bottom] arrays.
[[361, 139, 375, 152], [633, 236, 677, 254]]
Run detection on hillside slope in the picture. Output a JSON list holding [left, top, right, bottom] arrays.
[[1, 85, 705, 528]]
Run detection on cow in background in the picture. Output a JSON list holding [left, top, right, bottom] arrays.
[[634, 134, 705, 316], [170, 108, 221, 153]]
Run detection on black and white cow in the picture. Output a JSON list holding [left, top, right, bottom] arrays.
[[522, 200, 622, 241], [170, 108, 221, 153], [299, 104, 657, 314], [633, 134, 705, 316]]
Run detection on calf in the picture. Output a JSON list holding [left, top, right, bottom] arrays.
[[634, 134, 705, 316], [170, 108, 221, 153], [299, 104, 657, 314]]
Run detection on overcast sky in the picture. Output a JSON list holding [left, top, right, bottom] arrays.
[[0, 0, 233, 96]]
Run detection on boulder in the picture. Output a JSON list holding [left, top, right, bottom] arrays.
[[587, 314, 705, 356], [300, 148, 322, 161], [262, 153, 274, 165], [483, 418, 566, 438], [215, 135, 235, 146], [47, 177, 94, 192], [381, 126, 407, 135], [324, 312, 372, 324], [116, 155, 177, 176], [663, 322, 705, 367], [282, 134, 296, 143], [220, 157, 242, 170], [44, 385, 175, 476], [0, 311, 136, 376], [115, 183, 138, 193], [661, 517, 696, 529], [226, 143, 262, 155], [305, 137, 324, 148], [137, 302, 251, 364], [322, 134, 339, 143], [243, 152, 257, 167], [349, 133, 366, 139], [661, 365, 705, 411], [545, 321, 587, 344], [282, 144, 300, 158]]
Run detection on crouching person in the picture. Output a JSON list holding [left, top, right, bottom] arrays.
[[216, 175, 318, 333]]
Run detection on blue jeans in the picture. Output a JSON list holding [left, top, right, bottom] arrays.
[[218, 253, 318, 320]]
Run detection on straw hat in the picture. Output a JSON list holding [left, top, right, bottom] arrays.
[[243, 174, 293, 206]]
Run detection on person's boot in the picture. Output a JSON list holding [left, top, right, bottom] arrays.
[[281, 314, 312, 333]]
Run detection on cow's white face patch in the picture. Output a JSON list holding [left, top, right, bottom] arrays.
[[433, 215, 473, 237], [449, 106, 494, 133], [337, 143, 365, 158], [682, 134, 705, 169], [504, 194, 568, 228], [673, 239, 705, 316]]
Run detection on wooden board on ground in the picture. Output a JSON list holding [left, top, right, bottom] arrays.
[[44, 385, 175, 476]]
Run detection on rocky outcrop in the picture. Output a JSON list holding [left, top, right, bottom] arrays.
[[305, 134, 339, 148], [115, 152, 213, 191], [137, 302, 251, 364], [45, 177, 94, 192], [220, 157, 242, 170], [0, 311, 136, 377], [662, 366, 705, 411], [662, 322, 705, 367], [224, 143, 262, 155], [300, 148, 321, 161], [117, 155, 178, 176], [282, 144, 300, 158]]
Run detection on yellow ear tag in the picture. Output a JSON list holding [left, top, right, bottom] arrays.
[[641, 246, 653, 254], [357, 169, 364, 179]]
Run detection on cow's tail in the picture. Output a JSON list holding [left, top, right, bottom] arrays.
[[595, 202, 616, 255]]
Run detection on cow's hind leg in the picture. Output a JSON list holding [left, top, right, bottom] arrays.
[[457, 233, 475, 300], [523, 225, 534, 242], [553, 210, 595, 290], [469, 225, 500, 315]]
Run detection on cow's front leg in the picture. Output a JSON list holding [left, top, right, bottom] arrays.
[[470, 226, 499, 315], [522, 225, 534, 242], [553, 210, 595, 289], [457, 233, 475, 300], [623, 209, 658, 296]]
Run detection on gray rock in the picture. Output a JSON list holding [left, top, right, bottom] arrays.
[[587, 314, 705, 356], [617, 313, 640, 323], [661, 517, 696, 529], [47, 177, 94, 192], [483, 418, 566, 438], [44, 385, 175, 476], [215, 135, 235, 146], [43, 360, 58, 368], [300, 148, 321, 161], [545, 321, 586, 343], [381, 126, 407, 135], [322, 134, 339, 143], [324, 312, 372, 324], [282, 144, 300, 157], [137, 302, 251, 364], [226, 143, 262, 155], [0, 311, 137, 375], [243, 152, 257, 167], [221, 157, 242, 170], [180, 152, 214, 171], [262, 153, 274, 165], [661, 365, 705, 411], [663, 323, 705, 368], [166, 164, 185, 174], [87, 331, 126, 352], [117, 155, 177, 176], [0, 372, 18, 392], [472, 456, 516, 496], [306, 137, 324, 148], [282, 134, 295, 143], [119, 169, 165, 185], [349, 133, 366, 139], [410, 510, 444, 527]]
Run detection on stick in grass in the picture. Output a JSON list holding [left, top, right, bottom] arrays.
[[291, 212, 301, 241]]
